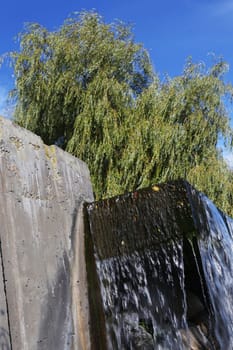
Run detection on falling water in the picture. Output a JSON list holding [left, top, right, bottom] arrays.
[[85, 180, 233, 349], [97, 242, 186, 349], [195, 194, 233, 349]]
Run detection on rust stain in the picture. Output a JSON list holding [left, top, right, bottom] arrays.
[[29, 142, 40, 150], [9, 136, 24, 150], [152, 185, 160, 192]]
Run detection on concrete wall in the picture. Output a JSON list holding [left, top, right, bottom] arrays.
[[0, 116, 94, 349]]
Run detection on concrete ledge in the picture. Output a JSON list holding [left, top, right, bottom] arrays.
[[0, 116, 94, 350]]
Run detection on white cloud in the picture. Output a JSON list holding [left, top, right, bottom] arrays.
[[0, 87, 7, 106], [0, 87, 8, 114], [0, 87, 13, 119], [192, 0, 233, 21], [223, 150, 233, 168], [208, 0, 233, 17]]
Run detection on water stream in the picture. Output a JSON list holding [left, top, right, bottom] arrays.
[[196, 195, 233, 349], [85, 181, 233, 349], [97, 242, 186, 349]]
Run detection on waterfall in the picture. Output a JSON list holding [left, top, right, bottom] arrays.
[[96, 243, 186, 349], [85, 180, 233, 349], [196, 194, 233, 349]]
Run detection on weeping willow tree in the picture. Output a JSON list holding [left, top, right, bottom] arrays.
[[9, 11, 233, 215], [119, 60, 233, 214], [11, 11, 152, 146]]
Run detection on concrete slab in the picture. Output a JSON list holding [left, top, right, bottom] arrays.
[[0, 117, 94, 350], [0, 245, 11, 349]]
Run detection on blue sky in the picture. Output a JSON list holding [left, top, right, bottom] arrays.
[[0, 0, 233, 162]]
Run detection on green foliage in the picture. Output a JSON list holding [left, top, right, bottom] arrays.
[[11, 11, 152, 147], [9, 11, 233, 215]]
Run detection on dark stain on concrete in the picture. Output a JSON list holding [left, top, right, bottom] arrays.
[[38, 252, 74, 350]]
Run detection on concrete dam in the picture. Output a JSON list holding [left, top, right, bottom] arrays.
[[0, 116, 233, 349]]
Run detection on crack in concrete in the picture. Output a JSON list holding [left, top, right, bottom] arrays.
[[0, 239, 13, 349]]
